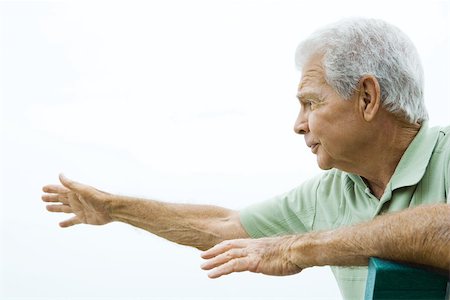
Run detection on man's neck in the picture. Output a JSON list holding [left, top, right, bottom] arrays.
[[355, 116, 421, 199]]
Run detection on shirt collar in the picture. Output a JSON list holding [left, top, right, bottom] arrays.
[[390, 121, 440, 190], [346, 121, 441, 193]]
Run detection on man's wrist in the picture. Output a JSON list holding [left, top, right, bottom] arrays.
[[106, 194, 147, 223], [285, 232, 327, 269], [103, 193, 121, 222], [287, 229, 369, 268]]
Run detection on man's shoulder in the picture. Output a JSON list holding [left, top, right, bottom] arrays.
[[434, 124, 450, 153], [437, 124, 450, 138]]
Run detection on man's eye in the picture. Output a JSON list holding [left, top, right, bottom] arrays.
[[306, 100, 316, 109]]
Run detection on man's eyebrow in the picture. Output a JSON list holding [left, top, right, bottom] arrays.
[[296, 92, 319, 102]]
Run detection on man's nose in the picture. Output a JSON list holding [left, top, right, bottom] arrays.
[[293, 110, 309, 135]]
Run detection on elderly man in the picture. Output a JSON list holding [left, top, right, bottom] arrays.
[[42, 18, 450, 299]]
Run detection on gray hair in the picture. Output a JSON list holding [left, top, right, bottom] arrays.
[[295, 18, 428, 123]]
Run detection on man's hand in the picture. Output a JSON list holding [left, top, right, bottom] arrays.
[[42, 174, 113, 227], [201, 204, 450, 279], [200, 236, 302, 278]]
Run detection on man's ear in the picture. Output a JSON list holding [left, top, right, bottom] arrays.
[[358, 75, 381, 122]]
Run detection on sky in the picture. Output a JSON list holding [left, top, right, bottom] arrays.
[[0, 0, 449, 299]]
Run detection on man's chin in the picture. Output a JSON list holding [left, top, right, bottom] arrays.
[[316, 156, 333, 170]]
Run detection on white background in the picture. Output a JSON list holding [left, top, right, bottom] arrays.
[[0, 0, 449, 299]]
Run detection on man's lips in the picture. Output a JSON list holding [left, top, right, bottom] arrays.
[[310, 143, 319, 154], [305, 137, 319, 154]]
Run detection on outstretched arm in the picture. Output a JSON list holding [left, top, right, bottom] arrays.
[[201, 204, 450, 278], [42, 174, 249, 251]]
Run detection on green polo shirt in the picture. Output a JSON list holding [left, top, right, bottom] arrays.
[[240, 122, 450, 300]]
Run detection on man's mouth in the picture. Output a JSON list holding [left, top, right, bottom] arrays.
[[311, 143, 319, 154]]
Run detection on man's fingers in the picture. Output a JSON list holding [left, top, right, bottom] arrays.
[[42, 194, 69, 204], [59, 174, 85, 191], [201, 239, 246, 259], [46, 204, 72, 213], [201, 248, 246, 270], [201, 240, 250, 279], [42, 184, 70, 194], [206, 258, 249, 279], [59, 216, 82, 228]]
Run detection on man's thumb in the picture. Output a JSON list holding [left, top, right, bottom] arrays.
[[59, 173, 78, 190]]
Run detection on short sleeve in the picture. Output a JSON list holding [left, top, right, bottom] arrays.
[[239, 175, 322, 238]]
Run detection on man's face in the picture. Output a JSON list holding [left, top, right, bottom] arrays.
[[294, 55, 365, 170]]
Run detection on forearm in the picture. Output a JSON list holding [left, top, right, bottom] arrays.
[[288, 204, 450, 270], [108, 194, 248, 250]]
